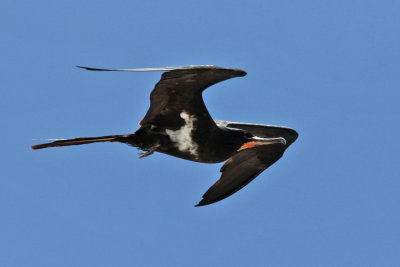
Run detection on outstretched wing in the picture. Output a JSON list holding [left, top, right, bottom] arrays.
[[140, 66, 246, 130], [196, 121, 298, 206], [78, 65, 247, 130], [196, 143, 286, 207], [216, 120, 298, 147]]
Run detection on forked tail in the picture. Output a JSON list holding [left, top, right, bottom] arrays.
[[31, 134, 128, 150]]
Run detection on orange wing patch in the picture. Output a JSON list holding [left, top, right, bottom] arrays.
[[238, 141, 267, 151]]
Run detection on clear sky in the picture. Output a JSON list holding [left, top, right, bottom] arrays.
[[2, 0, 400, 266]]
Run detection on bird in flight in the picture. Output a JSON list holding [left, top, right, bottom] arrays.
[[32, 65, 298, 206]]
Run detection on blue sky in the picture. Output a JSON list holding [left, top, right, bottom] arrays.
[[2, 0, 400, 266]]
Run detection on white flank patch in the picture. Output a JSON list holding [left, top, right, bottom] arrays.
[[166, 112, 198, 156]]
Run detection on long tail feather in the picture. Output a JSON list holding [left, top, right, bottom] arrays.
[[31, 135, 126, 150]]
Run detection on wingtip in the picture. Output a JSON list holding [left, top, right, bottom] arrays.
[[194, 199, 213, 207], [235, 69, 247, 77], [76, 65, 89, 70], [194, 202, 205, 207], [76, 65, 112, 71]]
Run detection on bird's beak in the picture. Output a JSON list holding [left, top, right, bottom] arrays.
[[254, 137, 286, 145], [238, 137, 286, 151]]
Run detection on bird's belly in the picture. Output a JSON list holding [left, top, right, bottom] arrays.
[[153, 133, 232, 163], [156, 147, 228, 163], [142, 122, 240, 163]]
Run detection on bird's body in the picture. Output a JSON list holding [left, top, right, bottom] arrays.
[[127, 117, 253, 163], [32, 65, 298, 206]]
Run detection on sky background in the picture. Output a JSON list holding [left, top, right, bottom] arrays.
[[2, 0, 400, 266]]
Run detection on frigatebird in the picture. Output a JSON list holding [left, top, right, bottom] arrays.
[[32, 65, 298, 206]]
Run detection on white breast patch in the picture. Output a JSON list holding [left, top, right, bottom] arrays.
[[166, 112, 198, 156]]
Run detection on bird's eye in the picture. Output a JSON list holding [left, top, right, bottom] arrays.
[[245, 132, 253, 138]]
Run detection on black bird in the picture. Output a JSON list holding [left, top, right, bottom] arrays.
[[32, 65, 298, 206]]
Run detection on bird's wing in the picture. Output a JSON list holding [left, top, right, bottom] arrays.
[[215, 120, 298, 147], [196, 143, 286, 206], [78, 65, 246, 130], [139, 66, 246, 130]]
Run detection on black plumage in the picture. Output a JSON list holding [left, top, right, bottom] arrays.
[[32, 65, 298, 206]]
